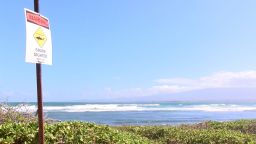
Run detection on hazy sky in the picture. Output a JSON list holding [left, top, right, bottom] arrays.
[[1, 1, 256, 102]]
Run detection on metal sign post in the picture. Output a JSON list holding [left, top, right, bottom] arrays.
[[34, 0, 44, 144], [36, 65, 44, 144], [25, 1, 52, 143]]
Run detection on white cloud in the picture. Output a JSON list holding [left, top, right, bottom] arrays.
[[104, 71, 256, 97], [199, 71, 256, 88], [155, 78, 195, 85]]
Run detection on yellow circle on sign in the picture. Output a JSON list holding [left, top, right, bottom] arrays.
[[33, 27, 47, 48]]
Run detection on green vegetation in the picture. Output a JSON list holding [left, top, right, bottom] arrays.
[[117, 122, 256, 144], [0, 121, 151, 144], [0, 103, 36, 124], [1, 104, 256, 143], [1, 120, 256, 144]]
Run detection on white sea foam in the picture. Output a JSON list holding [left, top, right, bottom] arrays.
[[14, 105, 37, 113], [11, 103, 256, 113]]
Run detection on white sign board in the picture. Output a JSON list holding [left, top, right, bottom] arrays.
[[25, 8, 52, 65]]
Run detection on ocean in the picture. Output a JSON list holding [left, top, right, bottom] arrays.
[[9, 102, 256, 125]]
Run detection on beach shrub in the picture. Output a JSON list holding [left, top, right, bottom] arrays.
[[0, 121, 151, 144], [1, 120, 256, 144], [178, 120, 256, 138], [195, 120, 256, 135], [0, 103, 37, 124], [44, 121, 151, 144], [117, 125, 256, 144], [0, 122, 38, 143], [164, 128, 256, 144]]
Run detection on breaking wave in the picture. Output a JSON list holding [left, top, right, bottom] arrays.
[[12, 103, 256, 113]]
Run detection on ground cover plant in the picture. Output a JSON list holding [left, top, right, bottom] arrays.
[[116, 123, 256, 144], [1, 120, 256, 144], [0, 121, 151, 144], [0, 103, 36, 124]]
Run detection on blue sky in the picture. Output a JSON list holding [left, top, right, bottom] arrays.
[[1, 1, 256, 102]]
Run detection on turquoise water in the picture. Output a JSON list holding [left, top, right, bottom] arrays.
[[8, 102, 256, 125]]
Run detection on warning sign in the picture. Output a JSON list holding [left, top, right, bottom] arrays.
[[34, 27, 47, 48], [25, 8, 52, 65]]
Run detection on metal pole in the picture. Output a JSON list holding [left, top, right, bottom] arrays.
[[36, 64, 44, 144], [34, 0, 44, 144]]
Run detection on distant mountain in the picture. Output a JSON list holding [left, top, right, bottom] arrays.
[[134, 88, 256, 103], [79, 88, 256, 103]]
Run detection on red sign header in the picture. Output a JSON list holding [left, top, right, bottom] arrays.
[[26, 11, 49, 29]]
